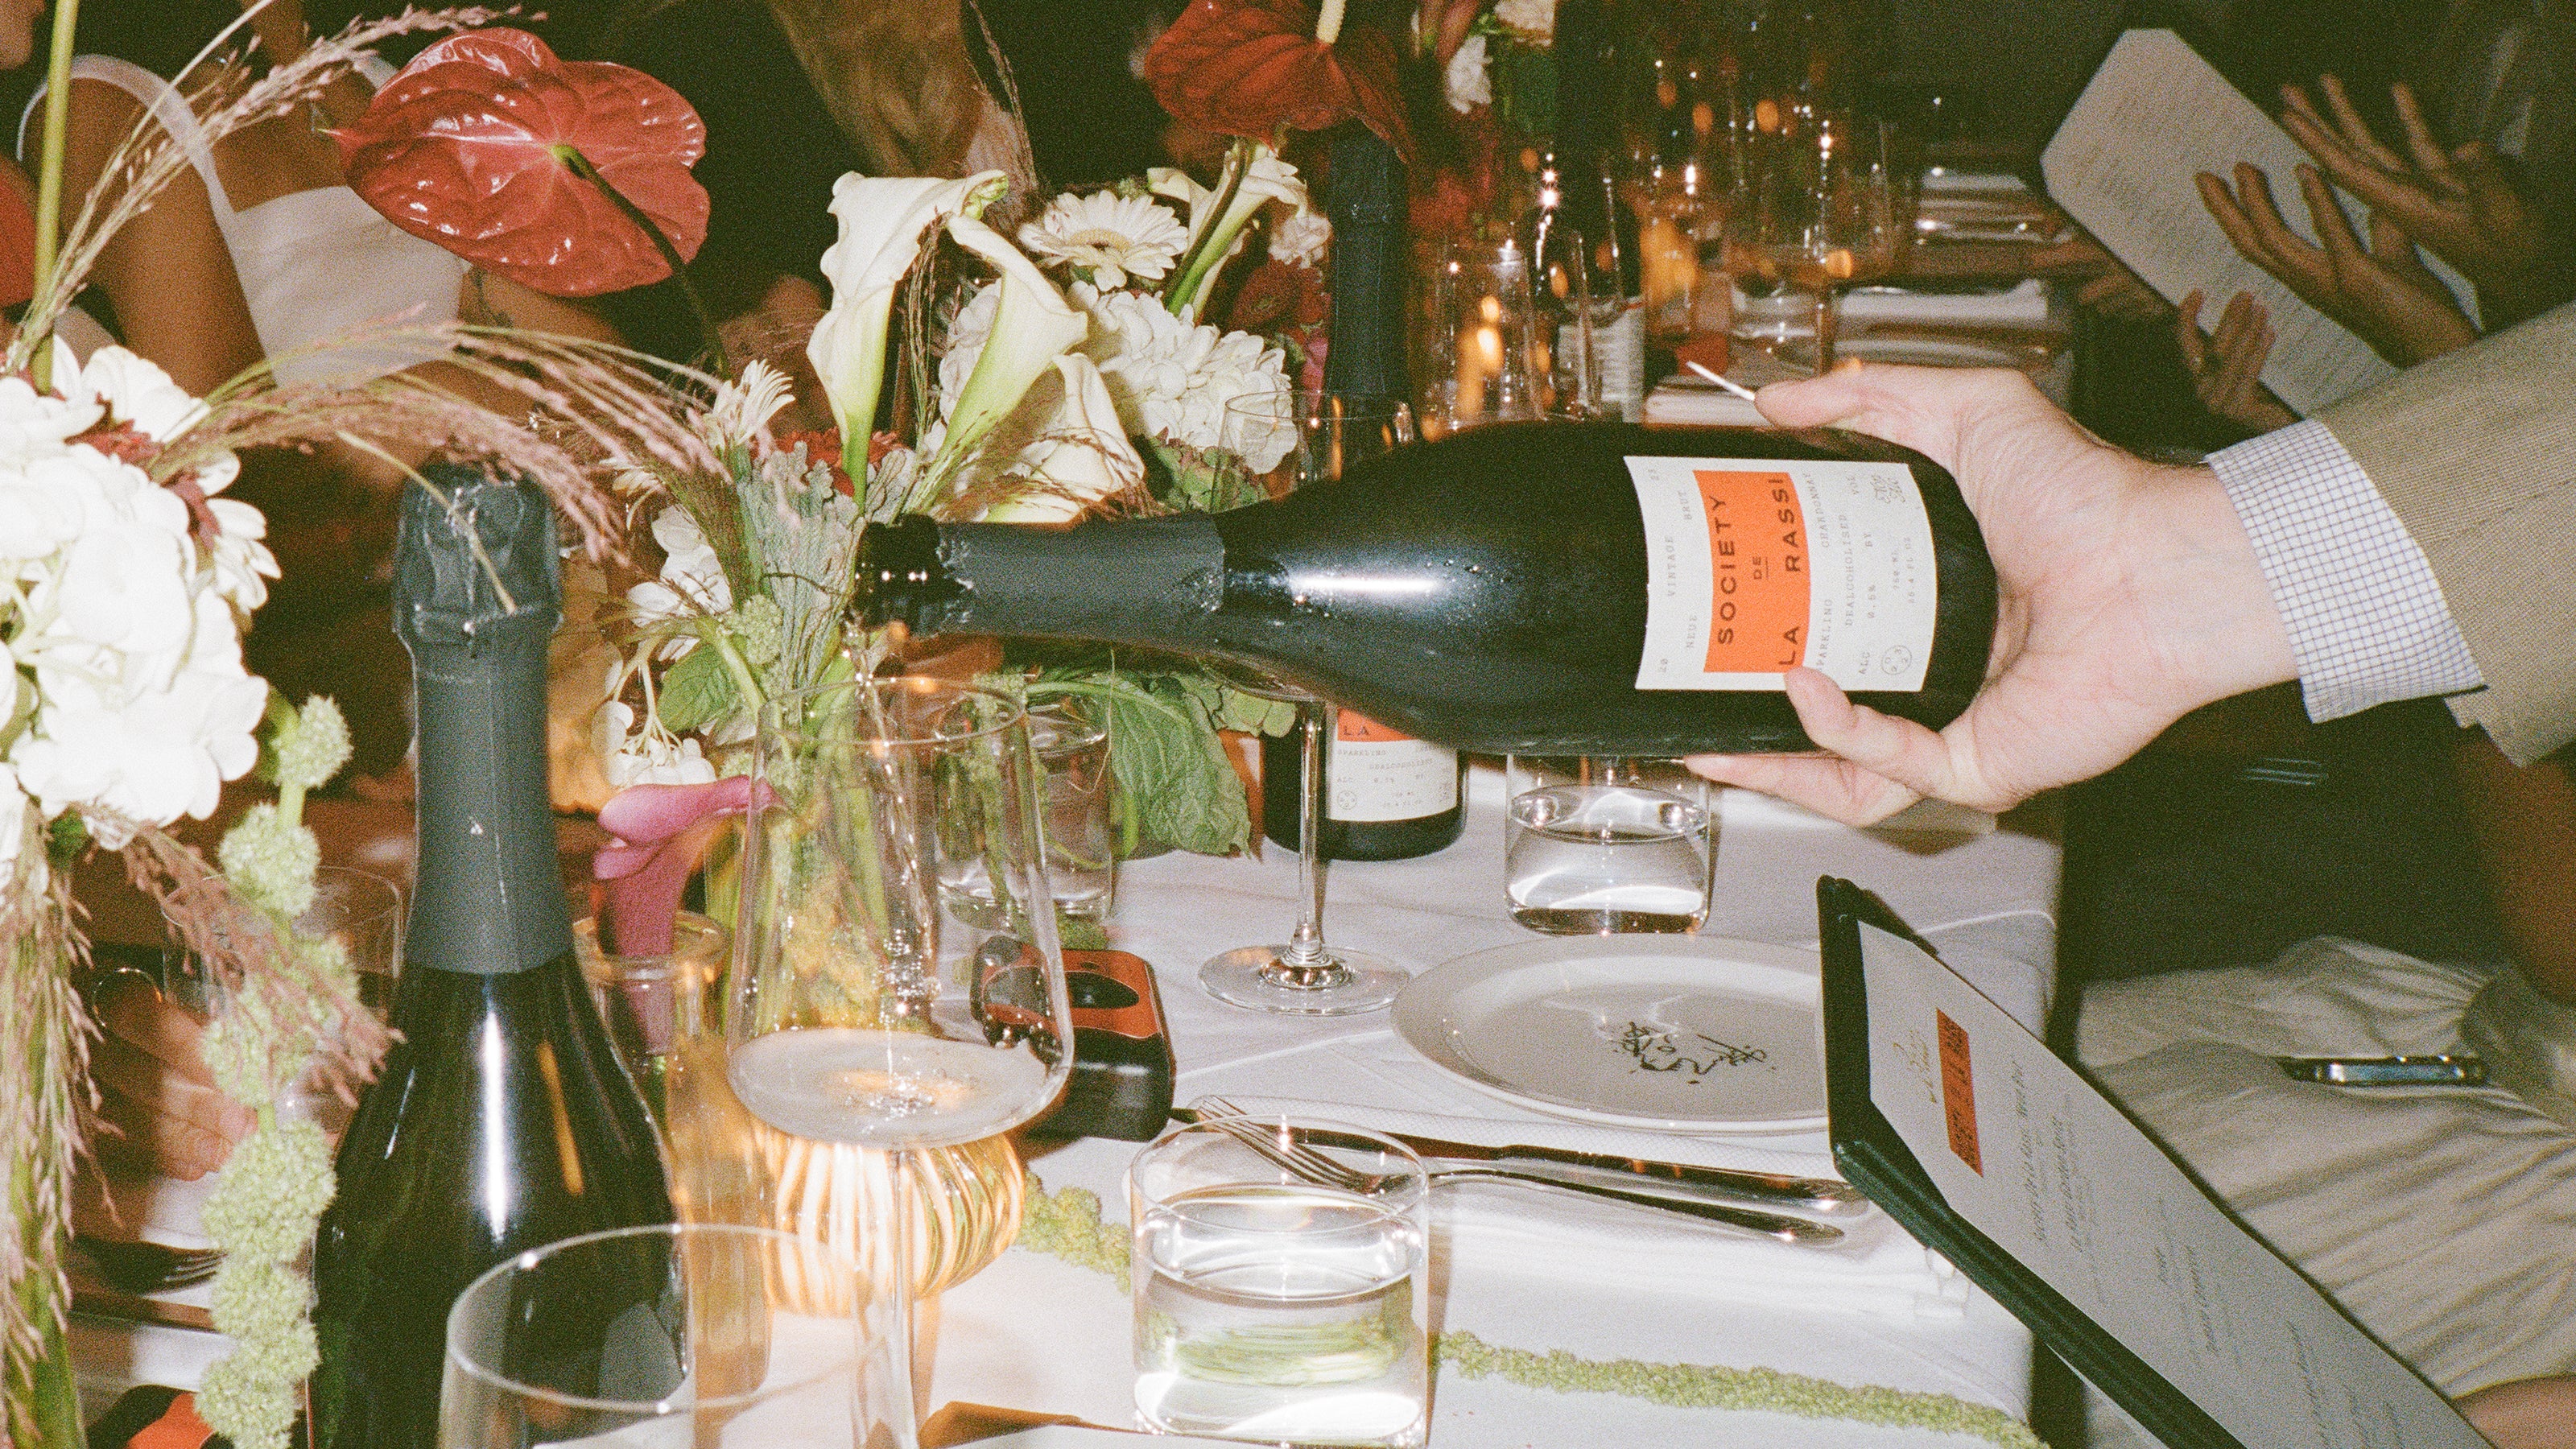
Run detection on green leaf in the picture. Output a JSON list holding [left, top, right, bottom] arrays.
[[1141, 437, 1267, 514], [656, 641, 739, 734], [1057, 913, 1112, 952], [1088, 674, 1251, 858]]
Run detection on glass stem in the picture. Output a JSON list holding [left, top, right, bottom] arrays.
[[1282, 701, 1331, 972], [1813, 285, 1839, 373], [863, 1149, 922, 1449]]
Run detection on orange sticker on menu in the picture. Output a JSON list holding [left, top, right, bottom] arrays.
[[1937, 1010, 1984, 1174], [1335, 710, 1414, 744], [1692, 470, 1810, 675]]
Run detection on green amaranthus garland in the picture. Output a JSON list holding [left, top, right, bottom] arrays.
[[1016, 1180, 2041, 1449]]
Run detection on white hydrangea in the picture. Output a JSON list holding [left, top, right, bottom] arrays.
[[10, 590, 266, 848], [1269, 208, 1332, 268], [0, 345, 273, 851], [1495, 0, 1554, 39], [626, 506, 733, 625], [1445, 32, 1492, 113], [1018, 190, 1189, 291], [1071, 286, 1293, 469], [0, 372, 101, 469]]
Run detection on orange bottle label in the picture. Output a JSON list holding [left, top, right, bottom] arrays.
[[1690, 469, 1810, 675], [1629, 455, 1935, 691]]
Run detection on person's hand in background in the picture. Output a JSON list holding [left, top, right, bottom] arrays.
[[2025, 232, 2170, 320], [2459, 1377, 2576, 1449], [2196, 161, 2479, 367], [1417, 0, 1481, 61], [1685, 365, 2297, 824], [2174, 289, 2298, 432], [2281, 76, 2567, 328], [87, 968, 252, 1182]]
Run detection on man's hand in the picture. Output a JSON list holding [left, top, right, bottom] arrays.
[[2281, 77, 2567, 326], [1685, 365, 2297, 824], [2196, 162, 2479, 368]]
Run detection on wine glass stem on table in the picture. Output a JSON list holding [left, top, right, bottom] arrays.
[[1277, 700, 1344, 987], [1814, 283, 1840, 372]]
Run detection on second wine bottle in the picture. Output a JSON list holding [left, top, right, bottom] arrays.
[[310, 475, 674, 1449]]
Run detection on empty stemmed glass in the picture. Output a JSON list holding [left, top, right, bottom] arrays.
[[1722, 114, 1902, 371], [1199, 394, 1415, 1016]]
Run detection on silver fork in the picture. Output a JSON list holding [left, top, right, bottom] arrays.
[[76, 1236, 223, 1294], [1191, 1107, 1844, 1245]]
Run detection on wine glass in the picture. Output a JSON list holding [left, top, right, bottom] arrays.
[[1721, 114, 1901, 371], [1199, 394, 1414, 1017], [1422, 238, 1547, 436], [727, 677, 1075, 1448], [440, 1224, 861, 1447]]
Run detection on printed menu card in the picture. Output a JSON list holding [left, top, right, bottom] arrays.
[[1817, 879, 2488, 1449]]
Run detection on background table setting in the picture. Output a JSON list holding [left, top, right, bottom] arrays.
[[932, 762, 2063, 1447]]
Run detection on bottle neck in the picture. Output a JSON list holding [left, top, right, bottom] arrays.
[[394, 476, 573, 976], [857, 514, 1226, 647], [1321, 126, 1408, 405]]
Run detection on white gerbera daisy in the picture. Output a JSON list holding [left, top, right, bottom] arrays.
[[1018, 191, 1190, 291]]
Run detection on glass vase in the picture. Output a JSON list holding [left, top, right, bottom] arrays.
[[575, 914, 1024, 1301]]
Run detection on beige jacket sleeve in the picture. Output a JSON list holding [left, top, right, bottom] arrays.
[[2315, 303, 2576, 765]]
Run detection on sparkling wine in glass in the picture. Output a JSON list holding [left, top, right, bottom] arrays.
[[727, 676, 1075, 1448]]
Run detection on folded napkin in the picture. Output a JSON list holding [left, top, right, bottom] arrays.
[[1211, 1096, 1969, 1320], [1839, 278, 2054, 326], [1920, 171, 2035, 195]]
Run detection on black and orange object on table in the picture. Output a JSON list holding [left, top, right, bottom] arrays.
[[976, 947, 1176, 1141]]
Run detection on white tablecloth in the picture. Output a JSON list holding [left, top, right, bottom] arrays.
[[931, 764, 2063, 1447], [76, 767, 2064, 1447]]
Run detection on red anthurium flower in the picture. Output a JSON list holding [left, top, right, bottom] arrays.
[[1142, 0, 1413, 159], [594, 775, 771, 960], [336, 28, 710, 297]]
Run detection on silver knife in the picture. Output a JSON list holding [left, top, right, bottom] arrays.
[[1169, 1109, 1869, 1217]]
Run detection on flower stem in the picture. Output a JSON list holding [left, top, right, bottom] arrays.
[[27, 0, 80, 392], [554, 144, 731, 377], [1315, 0, 1346, 45], [1166, 139, 1254, 318]]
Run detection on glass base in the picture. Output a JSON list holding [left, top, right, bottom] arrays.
[[1199, 946, 1407, 1015]]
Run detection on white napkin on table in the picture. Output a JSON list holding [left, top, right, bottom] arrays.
[[1839, 277, 2055, 326], [1212, 1096, 1968, 1320]]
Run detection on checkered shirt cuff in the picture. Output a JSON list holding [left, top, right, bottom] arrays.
[[2207, 420, 2485, 721]]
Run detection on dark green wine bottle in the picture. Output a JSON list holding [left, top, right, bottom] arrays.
[[857, 421, 1996, 759], [310, 474, 674, 1449]]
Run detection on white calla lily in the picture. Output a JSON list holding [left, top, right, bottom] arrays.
[[807, 171, 1009, 483], [979, 354, 1143, 523], [1163, 147, 1309, 316], [921, 209, 1092, 500]]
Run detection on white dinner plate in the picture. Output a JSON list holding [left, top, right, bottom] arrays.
[[1392, 936, 1827, 1134]]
